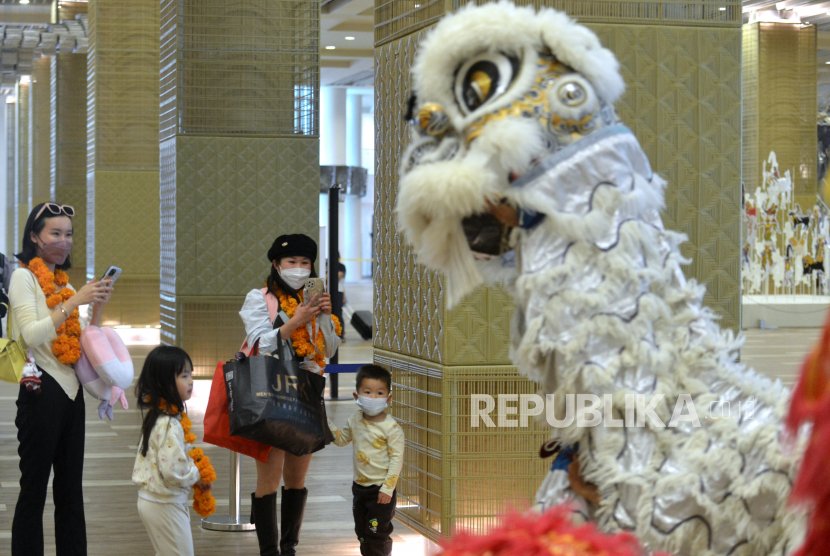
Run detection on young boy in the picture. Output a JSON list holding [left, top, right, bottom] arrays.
[[328, 364, 405, 556]]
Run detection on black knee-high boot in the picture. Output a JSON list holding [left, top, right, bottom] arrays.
[[252, 492, 280, 556], [280, 487, 308, 556]]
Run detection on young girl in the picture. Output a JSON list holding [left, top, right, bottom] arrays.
[[132, 345, 212, 556]]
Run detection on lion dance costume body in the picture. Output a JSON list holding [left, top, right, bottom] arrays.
[[395, 3, 806, 555]]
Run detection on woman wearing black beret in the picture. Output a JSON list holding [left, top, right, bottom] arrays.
[[239, 233, 341, 556]]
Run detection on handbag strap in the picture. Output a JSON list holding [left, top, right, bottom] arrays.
[[1, 302, 18, 345], [251, 307, 285, 357]]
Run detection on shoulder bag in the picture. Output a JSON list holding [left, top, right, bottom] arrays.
[[0, 302, 26, 383]]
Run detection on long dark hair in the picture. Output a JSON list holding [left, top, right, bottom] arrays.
[[265, 258, 319, 303], [135, 345, 192, 457], [15, 202, 73, 270]]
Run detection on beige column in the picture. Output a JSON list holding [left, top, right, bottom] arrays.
[[15, 80, 29, 247], [159, 0, 320, 376], [5, 99, 15, 256], [87, 0, 160, 326], [30, 56, 52, 208], [53, 52, 88, 287], [373, 0, 742, 540]]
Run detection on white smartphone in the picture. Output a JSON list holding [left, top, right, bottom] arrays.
[[100, 266, 122, 285]]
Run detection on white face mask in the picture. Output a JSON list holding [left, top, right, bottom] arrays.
[[279, 267, 311, 290], [355, 395, 389, 416]]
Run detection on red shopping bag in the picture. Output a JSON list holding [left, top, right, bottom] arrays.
[[203, 361, 272, 463]]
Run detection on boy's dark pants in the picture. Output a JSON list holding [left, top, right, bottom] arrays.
[[352, 483, 396, 556]]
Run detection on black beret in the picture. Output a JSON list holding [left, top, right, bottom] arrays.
[[267, 234, 317, 264]]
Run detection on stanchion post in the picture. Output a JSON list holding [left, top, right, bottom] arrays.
[[328, 185, 341, 399], [201, 450, 256, 531]]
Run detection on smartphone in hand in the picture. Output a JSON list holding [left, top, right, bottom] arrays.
[[100, 266, 122, 286], [303, 278, 325, 307]]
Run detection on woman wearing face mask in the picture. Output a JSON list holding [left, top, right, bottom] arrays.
[[8, 202, 113, 555], [239, 233, 341, 556]]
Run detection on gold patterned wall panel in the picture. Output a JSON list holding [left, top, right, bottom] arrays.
[[91, 170, 159, 275], [375, 350, 550, 541], [589, 24, 742, 331], [6, 101, 15, 256], [444, 285, 514, 366], [374, 0, 741, 46], [30, 57, 52, 209], [16, 82, 29, 243], [743, 23, 816, 199], [159, 136, 319, 375], [55, 53, 88, 287], [87, 0, 159, 170], [162, 295, 248, 377], [374, 32, 447, 364], [87, 0, 160, 324], [159, 0, 319, 139], [160, 136, 319, 297], [159, 0, 320, 371], [92, 170, 159, 326], [374, 33, 513, 365]]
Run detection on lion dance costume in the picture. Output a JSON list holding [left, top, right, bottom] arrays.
[[395, 3, 806, 554]]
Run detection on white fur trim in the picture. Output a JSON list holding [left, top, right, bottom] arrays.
[[413, 1, 625, 129]]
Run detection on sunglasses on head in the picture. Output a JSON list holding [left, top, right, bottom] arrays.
[[34, 203, 75, 221]]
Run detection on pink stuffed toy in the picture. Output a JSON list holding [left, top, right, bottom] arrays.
[[75, 351, 112, 400], [80, 326, 133, 389], [75, 353, 130, 419], [76, 325, 134, 420]]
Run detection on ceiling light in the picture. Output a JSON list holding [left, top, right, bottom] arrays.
[[326, 46, 335, 50], [345, 36, 355, 41], [826, 61, 830, 64], [415, 3, 421, 6], [19, 0, 29, 4], [719, 6, 726, 10]]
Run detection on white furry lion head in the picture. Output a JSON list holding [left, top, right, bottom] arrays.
[[395, 1, 625, 307]]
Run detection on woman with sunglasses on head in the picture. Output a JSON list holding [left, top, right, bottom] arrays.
[[239, 234, 341, 556], [8, 202, 113, 555]]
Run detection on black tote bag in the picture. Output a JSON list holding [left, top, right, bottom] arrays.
[[223, 349, 334, 457]]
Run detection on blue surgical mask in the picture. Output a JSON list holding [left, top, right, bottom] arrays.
[[356, 395, 388, 416]]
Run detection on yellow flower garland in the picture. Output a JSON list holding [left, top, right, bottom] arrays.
[[23, 257, 81, 364], [158, 400, 216, 517], [275, 290, 342, 372]]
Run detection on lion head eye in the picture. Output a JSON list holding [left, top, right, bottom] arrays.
[[455, 52, 519, 116], [558, 81, 587, 107]]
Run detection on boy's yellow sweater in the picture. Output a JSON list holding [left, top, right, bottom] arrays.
[[328, 411, 405, 496]]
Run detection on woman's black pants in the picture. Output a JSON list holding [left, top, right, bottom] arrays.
[[12, 370, 86, 556]]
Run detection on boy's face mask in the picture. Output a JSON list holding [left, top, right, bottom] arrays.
[[355, 395, 389, 416]]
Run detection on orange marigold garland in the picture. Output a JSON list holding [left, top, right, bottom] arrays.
[[276, 291, 342, 372], [158, 400, 217, 518], [23, 257, 81, 364]]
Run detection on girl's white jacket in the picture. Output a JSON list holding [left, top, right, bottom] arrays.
[[132, 414, 200, 504]]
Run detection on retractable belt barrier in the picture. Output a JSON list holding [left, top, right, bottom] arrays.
[[201, 451, 256, 532]]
